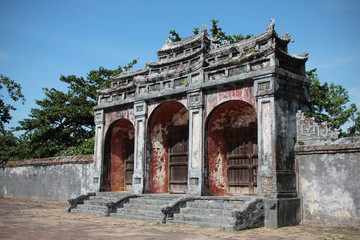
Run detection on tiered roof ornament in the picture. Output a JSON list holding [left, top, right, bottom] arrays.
[[96, 19, 308, 106]]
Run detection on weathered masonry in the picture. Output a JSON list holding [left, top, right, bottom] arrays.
[[295, 111, 360, 228], [92, 20, 310, 227]]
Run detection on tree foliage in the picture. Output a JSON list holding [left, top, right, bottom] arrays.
[[209, 19, 252, 43], [16, 59, 138, 159], [0, 130, 20, 164], [169, 19, 252, 44], [169, 30, 181, 42], [307, 69, 359, 136], [0, 74, 26, 163], [0, 74, 25, 131]]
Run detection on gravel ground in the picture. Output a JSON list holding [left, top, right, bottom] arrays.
[[0, 198, 359, 240]]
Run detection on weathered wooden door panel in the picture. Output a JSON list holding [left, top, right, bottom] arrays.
[[226, 125, 258, 194], [101, 142, 111, 192], [168, 126, 188, 193]]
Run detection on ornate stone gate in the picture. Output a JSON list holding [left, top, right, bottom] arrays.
[[92, 19, 310, 228]]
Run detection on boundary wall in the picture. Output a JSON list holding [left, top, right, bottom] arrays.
[[295, 111, 360, 228], [0, 155, 94, 202]]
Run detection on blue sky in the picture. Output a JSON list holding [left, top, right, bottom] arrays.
[[1, 0, 360, 132]]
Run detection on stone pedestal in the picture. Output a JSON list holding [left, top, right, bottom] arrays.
[[264, 198, 301, 228]]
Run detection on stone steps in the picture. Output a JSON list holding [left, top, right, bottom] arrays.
[[169, 199, 247, 230], [167, 219, 234, 230], [70, 192, 128, 216], [122, 203, 163, 211], [173, 212, 235, 223], [110, 194, 181, 222], [179, 207, 234, 216], [75, 204, 108, 213], [68, 193, 263, 231], [71, 208, 107, 216]]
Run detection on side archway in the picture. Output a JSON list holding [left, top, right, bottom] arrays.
[[101, 119, 134, 192], [205, 100, 258, 196], [148, 101, 189, 194]]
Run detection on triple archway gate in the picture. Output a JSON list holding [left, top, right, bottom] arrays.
[[101, 100, 258, 196]]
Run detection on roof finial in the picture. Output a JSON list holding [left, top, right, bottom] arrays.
[[166, 36, 172, 44], [267, 18, 275, 31], [202, 23, 207, 32]]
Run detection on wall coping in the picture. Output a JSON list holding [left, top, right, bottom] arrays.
[[295, 110, 360, 154], [295, 137, 360, 154], [2, 155, 94, 168], [296, 110, 340, 141]]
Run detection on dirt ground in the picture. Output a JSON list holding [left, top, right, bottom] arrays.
[[0, 198, 358, 240]]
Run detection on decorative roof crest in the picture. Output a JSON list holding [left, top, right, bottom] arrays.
[[267, 18, 275, 31], [166, 36, 172, 44], [302, 51, 309, 57], [202, 23, 207, 32]]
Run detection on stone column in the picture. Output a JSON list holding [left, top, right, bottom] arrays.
[[93, 110, 104, 191], [187, 90, 203, 195], [132, 101, 147, 194], [255, 71, 309, 228]]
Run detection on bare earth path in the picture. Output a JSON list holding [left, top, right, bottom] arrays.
[[0, 198, 358, 240]]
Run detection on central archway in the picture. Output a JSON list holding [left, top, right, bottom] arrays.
[[149, 101, 189, 194]]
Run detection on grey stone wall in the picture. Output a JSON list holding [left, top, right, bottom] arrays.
[[295, 111, 360, 228], [0, 155, 94, 202]]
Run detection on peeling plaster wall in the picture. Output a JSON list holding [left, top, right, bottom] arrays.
[[0, 156, 94, 202], [296, 138, 360, 228], [104, 107, 135, 138], [148, 101, 188, 193], [109, 120, 134, 192], [205, 85, 256, 119], [147, 97, 187, 120], [206, 100, 257, 196]]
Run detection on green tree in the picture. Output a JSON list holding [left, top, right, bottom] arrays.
[[0, 74, 25, 164], [209, 19, 252, 43], [16, 60, 138, 159], [307, 68, 359, 136], [192, 27, 200, 35], [169, 30, 181, 42], [347, 110, 360, 136], [0, 74, 25, 131], [169, 19, 252, 44], [0, 130, 21, 164]]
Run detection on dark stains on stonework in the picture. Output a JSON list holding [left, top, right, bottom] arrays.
[[92, 19, 309, 229], [5, 19, 359, 230]]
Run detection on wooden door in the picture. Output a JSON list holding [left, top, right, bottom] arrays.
[[168, 126, 188, 193], [226, 124, 258, 194], [124, 137, 134, 191], [101, 141, 111, 192]]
